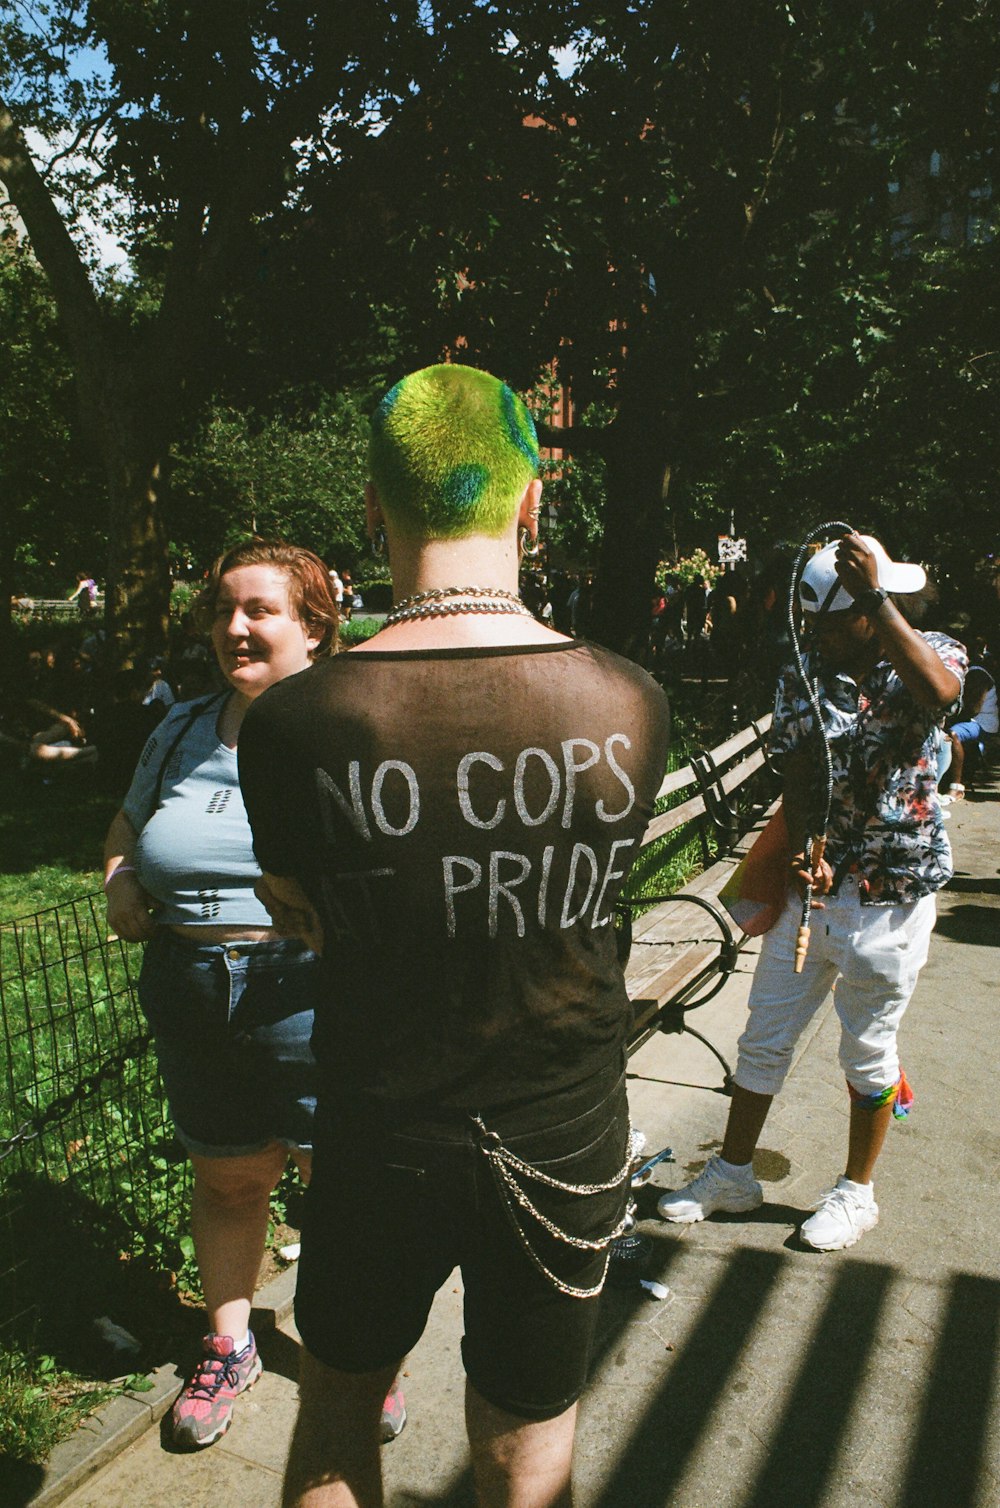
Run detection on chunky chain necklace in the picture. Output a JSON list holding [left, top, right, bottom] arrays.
[[381, 584, 533, 629]]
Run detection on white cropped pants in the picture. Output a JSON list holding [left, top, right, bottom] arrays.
[[733, 874, 936, 1099]]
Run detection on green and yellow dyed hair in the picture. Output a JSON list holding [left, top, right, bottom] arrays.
[[368, 363, 540, 539]]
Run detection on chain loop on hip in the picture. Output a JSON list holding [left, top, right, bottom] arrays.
[[472, 1113, 633, 1299]]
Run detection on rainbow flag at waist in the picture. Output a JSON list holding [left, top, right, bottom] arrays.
[[719, 806, 792, 936]]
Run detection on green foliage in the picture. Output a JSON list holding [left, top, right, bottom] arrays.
[[0, 1, 434, 661], [657, 550, 722, 590], [0, 246, 105, 599], [0, 1353, 58, 1463], [352, 566, 392, 591], [0, 1350, 86, 1463], [169, 581, 199, 614], [542, 448, 607, 566], [4, 1, 1000, 658], [0, 1346, 149, 1463], [259, 2, 1000, 637], [624, 709, 702, 904], [169, 388, 371, 569], [337, 618, 382, 647]]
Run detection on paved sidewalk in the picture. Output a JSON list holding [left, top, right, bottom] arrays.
[[49, 775, 1000, 1507]]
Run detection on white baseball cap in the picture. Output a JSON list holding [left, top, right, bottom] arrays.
[[799, 534, 927, 614]]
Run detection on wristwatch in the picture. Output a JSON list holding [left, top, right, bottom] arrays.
[[852, 586, 888, 618]]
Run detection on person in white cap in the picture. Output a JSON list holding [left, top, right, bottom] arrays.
[[659, 532, 967, 1250]]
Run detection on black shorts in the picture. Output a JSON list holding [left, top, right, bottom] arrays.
[[295, 1061, 630, 1420]]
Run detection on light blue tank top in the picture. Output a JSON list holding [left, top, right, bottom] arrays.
[[123, 694, 273, 927]]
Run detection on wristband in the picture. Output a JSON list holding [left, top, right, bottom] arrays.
[[853, 586, 888, 618], [104, 864, 137, 891]]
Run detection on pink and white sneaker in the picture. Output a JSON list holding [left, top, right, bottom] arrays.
[[380, 1379, 407, 1443], [170, 1332, 262, 1449]]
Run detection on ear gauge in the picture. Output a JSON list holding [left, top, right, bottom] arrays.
[[518, 527, 540, 559]]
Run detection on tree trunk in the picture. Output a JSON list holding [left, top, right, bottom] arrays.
[[103, 444, 173, 669], [71, 334, 178, 668], [2, 98, 186, 671], [588, 400, 671, 663], [0, 510, 15, 660]]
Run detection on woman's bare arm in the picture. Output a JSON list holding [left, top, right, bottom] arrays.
[[103, 808, 158, 941]]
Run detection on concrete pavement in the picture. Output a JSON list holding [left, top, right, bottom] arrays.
[[49, 771, 1000, 1507]]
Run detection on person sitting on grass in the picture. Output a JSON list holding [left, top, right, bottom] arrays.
[[3, 680, 99, 775]]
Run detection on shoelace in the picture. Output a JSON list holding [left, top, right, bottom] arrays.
[[186, 1352, 243, 1400], [811, 1187, 868, 1221], [694, 1160, 731, 1190]]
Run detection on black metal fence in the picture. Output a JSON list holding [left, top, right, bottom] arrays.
[[0, 893, 190, 1352]]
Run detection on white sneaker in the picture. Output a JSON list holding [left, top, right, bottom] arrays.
[[799, 1176, 879, 1251], [657, 1155, 763, 1224]]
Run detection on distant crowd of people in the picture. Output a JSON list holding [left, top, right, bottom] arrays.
[[8, 551, 997, 808]]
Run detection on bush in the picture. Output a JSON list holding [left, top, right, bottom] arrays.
[[338, 619, 381, 648], [169, 581, 200, 616]]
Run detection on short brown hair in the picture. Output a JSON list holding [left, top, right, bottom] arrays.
[[200, 539, 338, 657]]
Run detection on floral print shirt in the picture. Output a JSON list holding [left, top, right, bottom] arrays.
[[769, 632, 967, 905]]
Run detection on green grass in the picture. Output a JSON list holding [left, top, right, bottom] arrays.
[[623, 713, 705, 908], [0, 767, 116, 923], [0, 1348, 151, 1465], [0, 772, 193, 1437]]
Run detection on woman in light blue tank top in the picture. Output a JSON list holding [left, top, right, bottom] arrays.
[[102, 541, 336, 1451]]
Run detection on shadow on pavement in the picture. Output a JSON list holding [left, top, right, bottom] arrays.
[[255, 1323, 304, 1387], [944, 877, 1000, 896], [738, 1259, 893, 1507], [933, 904, 1000, 948], [588, 1251, 1000, 1508], [591, 1246, 784, 1507], [382, 1224, 1000, 1507], [900, 1271, 1000, 1508]]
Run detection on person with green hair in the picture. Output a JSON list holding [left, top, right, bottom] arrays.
[[239, 363, 671, 1508], [367, 362, 541, 541]]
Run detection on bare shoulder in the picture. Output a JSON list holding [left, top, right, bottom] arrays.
[[348, 622, 572, 652]]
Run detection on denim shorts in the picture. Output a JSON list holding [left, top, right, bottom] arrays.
[[138, 930, 320, 1157], [949, 719, 982, 746], [295, 1061, 631, 1419]]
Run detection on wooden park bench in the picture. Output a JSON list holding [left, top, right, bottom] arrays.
[[621, 713, 780, 1091], [13, 596, 105, 622]]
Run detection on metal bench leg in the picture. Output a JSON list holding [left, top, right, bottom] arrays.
[[678, 1023, 735, 1094]]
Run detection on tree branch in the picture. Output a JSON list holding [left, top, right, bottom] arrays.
[[744, 87, 785, 239], [0, 94, 105, 380], [40, 101, 121, 178]]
